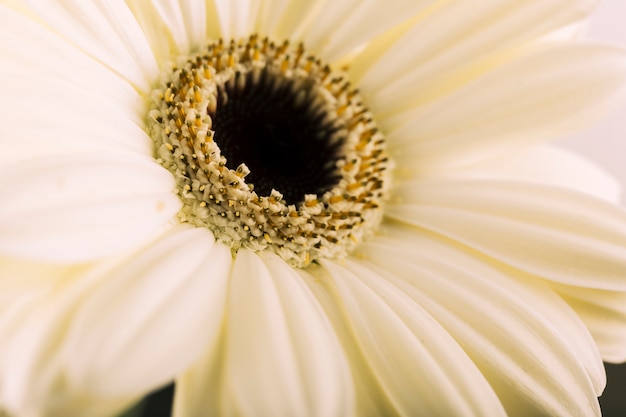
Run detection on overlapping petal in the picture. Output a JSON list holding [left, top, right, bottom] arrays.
[[127, 0, 221, 59], [212, 0, 263, 39], [62, 226, 231, 399], [174, 250, 353, 417], [287, 0, 434, 64], [554, 284, 626, 363], [0, 3, 154, 170], [0, 77, 152, 165], [22, 0, 159, 92], [0, 261, 135, 417], [0, 226, 231, 417], [0, 7, 139, 107], [356, 225, 603, 416], [212, 250, 353, 417], [126, 0, 434, 67], [436, 145, 622, 203], [0, 1, 624, 417], [0, 152, 180, 262], [322, 259, 505, 417], [385, 43, 626, 170], [387, 179, 626, 290], [354, 0, 600, 112]]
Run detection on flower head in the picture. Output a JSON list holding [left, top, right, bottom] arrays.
[[1, 1, 626, 417], [148, 35, 390, 266]]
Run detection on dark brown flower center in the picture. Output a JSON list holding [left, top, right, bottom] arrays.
[[147, 35, 391, 267], [212, 68, 345, 204]]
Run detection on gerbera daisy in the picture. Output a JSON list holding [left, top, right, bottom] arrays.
[[1, 0, 626, 416]]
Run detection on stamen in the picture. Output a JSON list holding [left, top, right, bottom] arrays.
[[148, 35, 391, 267]]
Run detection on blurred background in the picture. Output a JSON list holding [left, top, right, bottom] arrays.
[[558, 1, 626, 415], [561, 0, 626, 204]]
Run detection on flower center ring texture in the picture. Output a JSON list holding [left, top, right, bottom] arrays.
[[148, 35, 391, 267]]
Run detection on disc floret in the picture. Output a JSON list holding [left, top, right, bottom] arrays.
[[148, 35, 391, 267]]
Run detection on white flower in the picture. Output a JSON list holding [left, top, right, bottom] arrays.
[[1, 1, 626, 417]]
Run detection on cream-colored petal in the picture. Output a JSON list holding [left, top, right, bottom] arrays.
[[354, 0, 599, 113], [322, 259, 506, 417], [385, 43, 626, 171], [0, 227, 229, 417], [22, 0, 159, 92], [387, 179, 626, 290], [0, 15, 143, 109], [127, 0, 221, 59], [545, 20, 589, 41], [0, 71, 151, 166], [172, 332, 224, 417], [554, 284, 626, 363], [427, 145, 622, 203], [0, 4, 145, 164], [365, 223, 606, 391], [296, 265, 396, 417], [218, 250, 353, 417], [269, 0, 323, 44], [0, 4, 140, 115], [356, 227, 602, 416], [0, 0, 33, 14], [213, 0, 262, 39], [150, 0, 209, 51], [0, 153, 180, 262], [0, 262, 136, 417], [62, 226, 230, 398], [287, 0, 434, 64], [0, 257, 76, 305], [251, 0, 291, 36]]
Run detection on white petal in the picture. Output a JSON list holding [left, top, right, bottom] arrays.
[[62, 226, 231, 398], [0, 0, 34, 14], [218, 250, 353, 417], [386, 43, 626, 171], [269, 0, 324, 44], [251, 0, 291, 36], [213, 0, 263, 39], [289, 0, 434, 64], [0, 4, 140, 111], [127, 0, 221, 58], [554, 284, 626, 363], [387, 179, 626, 290], [0, 73, 151, 166], [172, 333, 224, 417], [0, 262, 136, 417], [22, 0, 159, 92], [0, 153, 180, 262], [150, 0, 209, 51], [0, 4, 146, 165], [296, 266, 395, 417], [545, 20, 589, 41], [355, 228, 602, 416], [0, 227, 228, 416], [355, 0, 599, 112], [365, 224, 606, 391], [0, 257, 75, 304], [323, 259, 505, 417], [437, 145, 622, 203]]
